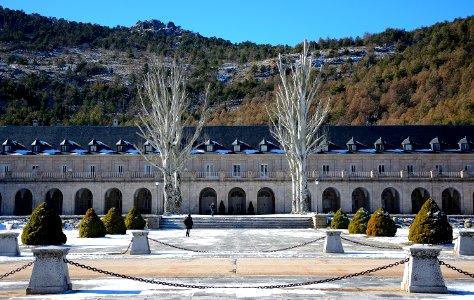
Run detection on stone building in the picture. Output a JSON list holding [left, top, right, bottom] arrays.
[[0, 125, 473, 216]]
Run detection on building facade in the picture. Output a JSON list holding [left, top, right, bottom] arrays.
[[0, 125, 473, 216]]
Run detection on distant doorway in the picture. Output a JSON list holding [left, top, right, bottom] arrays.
[[411, 187, 430, 213], [322, 187, 340, 213], [442, 188, 461, 215], [257, 188, 275, 214], [382, 188, 400, 214], [15, 188, 33, 215], [199, 188, 217, 214], [75, 188, 93, 215], [134, 188, 152, 214], [228, 188, 246, 215], [104, 188, 122, 214], [45, 188, 63, 215], [352, 187, 370, 213]]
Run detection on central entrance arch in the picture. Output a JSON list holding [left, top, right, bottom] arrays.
[[411, 187, 430, 213], [15, 189, 33, 215], [352, 187, 370, 213], [228, 188, 246, 215], [199, 188, 217, 214], [75, 188, 93, 215], [322, 187, 340, 213], [134, 188, 152, 214], [104, 188, 122, 214], [442, 188, 461, 215], [382, 188, 400, 214], [45, 188, 63, 215], [257, 188, 275, 214]]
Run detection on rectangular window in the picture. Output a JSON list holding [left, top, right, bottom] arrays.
[[206, 145, 213, 152], [435, 165, 443, 174], [90, 165, 96, 174], [322, 164, 330, 174], [4, 165, 11, 172], [145, 165, 152, 174], [233, 164, 241, 177], [90, 145, 97, 152], [350, 165, 356, 173], [407, 165, 414, 175], [4, 145, 11, 152], [32, 165, 39, 171], [260, 145, 267, 152], [260, 164, 268, 177], [62, 165, 68, 173], [378, 164, 385, 173], [404, 144, 412, 151], [205, 164, 214, 173], [117, 165, 124, 173]]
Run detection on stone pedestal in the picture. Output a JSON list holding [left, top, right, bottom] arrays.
[[26, 247, 71, 294], [146, 216, 161, 229], [454, 230, 474, 256], [130, 230, 151, 255], [401, 245, 447, 293], [312, 215, 327, 229], [323, 230, 344, 253], [0, 232, 20, 256]]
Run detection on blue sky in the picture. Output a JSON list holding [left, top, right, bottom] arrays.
[[2, 0, 474, 46]]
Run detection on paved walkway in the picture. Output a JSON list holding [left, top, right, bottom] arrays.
[[1, 228, 473, 299]]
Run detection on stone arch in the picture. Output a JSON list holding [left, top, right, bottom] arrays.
[[199, 188, 217, 214], [322, 187, 340, 213], [257, 188, 275, 214], [104, 188, 123, 214], [228, 187, 246, 215], [381, 187, 400, 214], [411, 187, 430, 214], [352, 187, 370, 213], [134, 188, 152, 214], [45, 188, 63, 215], [442, 188, 461, 215], [15, 188, 33, 215], [75, 188, 93, 215]]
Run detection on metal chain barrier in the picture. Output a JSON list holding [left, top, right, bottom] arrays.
[[0, 261, 34, 280], [64, 257, 409, 289], [148, 236, 326, 253], [340, 236, 403, 250], [439, 260, 474, 278], [108, 241, 132, 255]]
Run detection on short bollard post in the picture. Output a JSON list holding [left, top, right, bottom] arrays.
[[323, 230, 344, 253], [130, 230, 151, 255], [454, 230, 474, 256], [401, 245, 447, 293], [0, 232, 21, 256], [26, 247, 72, 294]]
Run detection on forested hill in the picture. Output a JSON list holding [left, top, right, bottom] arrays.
[[0, 6, 473, 125]]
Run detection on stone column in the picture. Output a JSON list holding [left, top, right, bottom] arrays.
[[312, 215, 326, 229], [401, 245, 447, 293], [26, 247, 71, 294], [146, 215, 161, 229], [323, 230, 344, 253], [0, 232, 21, 256], [130, 231, 151, 255], [454, 230, 474, 256]]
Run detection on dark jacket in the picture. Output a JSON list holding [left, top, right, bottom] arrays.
[[184, 216, 193, 229]]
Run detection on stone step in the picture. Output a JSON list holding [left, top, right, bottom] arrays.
[[159, 216, 315, 229]]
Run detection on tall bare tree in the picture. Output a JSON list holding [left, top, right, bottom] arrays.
[[268, 41, 330, 214], [137, 60, 209, 215]]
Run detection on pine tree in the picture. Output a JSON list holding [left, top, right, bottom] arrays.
[[21, 202, 67, 245], [366, 207, 397, 237], [330, 208, 350, 229], [102, 207, 126, 235], [348, 207, 370, 234], [79, 208, 106, 238], [125, 207, 146, 230], [408, 198, 453, 244]]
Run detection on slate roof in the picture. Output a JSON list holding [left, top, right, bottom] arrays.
[[0, 125, 473, 155]]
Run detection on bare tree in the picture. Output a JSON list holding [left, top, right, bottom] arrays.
[[137, 60, 209, 215], [268, 40, 330, 214]]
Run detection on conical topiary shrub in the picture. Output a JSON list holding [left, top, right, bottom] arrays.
[[408, 198, 453, 244], [79, 208, 106, 238], [348, 207, 370, 234], [102, 207, 126, 235], [366, 207, 397, 237], [330, 208, 350, 229], [125, 207, 146, 230], [21, 202, 67, 245]]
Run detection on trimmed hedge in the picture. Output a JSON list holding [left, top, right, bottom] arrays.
[[21, 202, 67, 245], [408, 198, 453, 244], [125, 207, 146, 230], [366, 207, 397, 237], [102, 207, 126, 235], [79, 208, 106, 238], [330, 208, 350, 229], [348, 207, 370, 234]]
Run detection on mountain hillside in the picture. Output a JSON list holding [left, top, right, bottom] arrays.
[[0, 6, 472, 125]]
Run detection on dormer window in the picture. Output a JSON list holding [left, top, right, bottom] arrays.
[[404, 144, 412, 151], [117, 145, 126, 152], [459, 137, 469, 152], [90, 145, 97, 152], [234, 144, 240, 152], [61, 145, 70, 152], [321, 143, 329, 152], [145, 145, 153, 153], [432, 143, 440, 151], [4, 145, 11, 152], [461, 143, 469, 151], [260, 144, 267, 152], [375, 144, 383, 152], [349, 144, 356, 152], [206, 145, 213, 152], [33, 145, 41, 153]]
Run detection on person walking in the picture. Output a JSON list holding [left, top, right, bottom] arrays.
[[210, 203, 216, 216], [184, 214, 193, 237]]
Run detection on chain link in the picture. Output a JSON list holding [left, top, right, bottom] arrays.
[[340, 236, 403, 250], [64, 257, 409, 289], [0, 261, 34, 280], [439, 260, 474, 278], [148, 236, 326, 253], [108, 241, 132, 255]]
